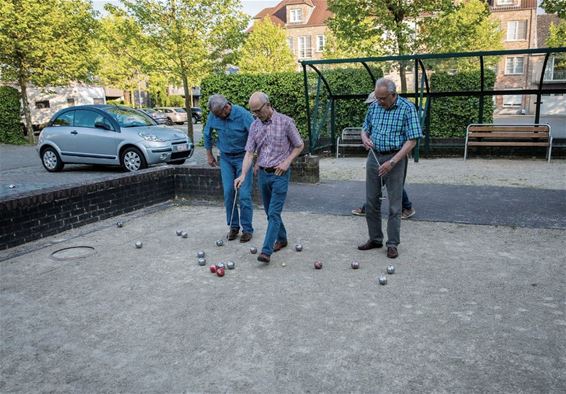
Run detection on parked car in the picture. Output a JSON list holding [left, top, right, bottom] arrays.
[[140, 108, 168, 125], [37, 105, 193, 172], [154, 107, 188, 125], [191, 107, 203, 124]]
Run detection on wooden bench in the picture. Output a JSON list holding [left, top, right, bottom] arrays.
[[465, 124, 553, 162], [336, 127, 364, 158]]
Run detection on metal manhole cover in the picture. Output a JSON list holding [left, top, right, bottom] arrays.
[[51, 246, 96, 260]]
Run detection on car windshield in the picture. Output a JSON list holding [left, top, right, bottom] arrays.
[[174, 108, 187, 113], [104, 107, 156, 128]]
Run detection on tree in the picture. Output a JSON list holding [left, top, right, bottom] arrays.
[[547, 20, 566, 47], [420, 0, 503, 70], [238, 18, 296, 73], [327, 0, 453, 92], [541, 0, 566, 19], [0, 0, 98, 143], [109, 0, 249, 142]]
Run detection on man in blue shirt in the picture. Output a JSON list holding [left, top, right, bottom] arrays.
[[204, 94, 255, 242], [357, 78, 422, 258]]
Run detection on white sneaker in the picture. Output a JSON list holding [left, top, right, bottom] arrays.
[[401, 208, 416, 219]]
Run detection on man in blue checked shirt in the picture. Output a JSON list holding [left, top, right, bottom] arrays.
[[357, 78, 423, 259], [204, 94, 255, 243]]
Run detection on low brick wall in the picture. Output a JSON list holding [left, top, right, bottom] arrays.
[[0, 156, 320, 250]]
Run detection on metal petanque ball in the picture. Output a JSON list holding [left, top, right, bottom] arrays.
[[197, 250, 205, 258], [210, 265, 217, 273], [295, 244, 303, 252], [351, 261, 360, 269], [314, 261, 323, 270], [378, 275, 387, 285], [387, 265, 395, 274], [176, 229, 182, 236], [116, 221, 123, 228], [216, 239, 224, 247], [181, 231, 188, 238], [226, 261, 235, 270], [135, 241, 143, 249], [216, 262, 225, 270], [216, 267, 225, 277], [250, 247, 258, 254], [8, 184, 16, 189], [198, 257, 206, 266]]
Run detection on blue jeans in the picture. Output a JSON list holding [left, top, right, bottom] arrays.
[[259, 169, 290, 256], [402, 189, 412, 210], [220, 153, 253, 233]]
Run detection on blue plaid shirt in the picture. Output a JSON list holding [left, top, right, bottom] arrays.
[[203, 104, 254, 154], [363, 95, 422, 152]]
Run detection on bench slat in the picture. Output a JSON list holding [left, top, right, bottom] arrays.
[[468, 132, 549, 139], [467, 141, 549, 147], [468, 126, 549, 133]]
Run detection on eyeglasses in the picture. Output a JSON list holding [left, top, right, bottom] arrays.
[[376, 94, 392, 101], [250, 102, 267, 114]]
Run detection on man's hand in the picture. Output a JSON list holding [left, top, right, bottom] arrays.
[[234, 175, 245, 189], [207, 151, 217, 167], [378, 160, 394, 177], [361, 132, 374, 150], [274, 160, 290, 176]]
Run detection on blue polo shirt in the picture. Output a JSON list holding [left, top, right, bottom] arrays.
[[203, 104, 254, 154], [363, 96, 422, 152]]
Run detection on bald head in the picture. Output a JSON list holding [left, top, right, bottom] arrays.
[[249, 91, 272, 121]]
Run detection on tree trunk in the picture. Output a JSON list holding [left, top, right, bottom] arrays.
[[399, 63, 407, 93], [18, 75, 34, 144], [182, 74, 194, 142]]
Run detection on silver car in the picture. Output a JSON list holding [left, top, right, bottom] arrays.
[[37, 105, 193, 172], [154, 107, 188, 125]]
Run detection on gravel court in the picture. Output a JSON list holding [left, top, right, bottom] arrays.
[[1, 205, 565, 392]]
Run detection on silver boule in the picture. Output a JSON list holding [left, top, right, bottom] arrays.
[[250, 247, 258, 254], [135, 241, 143, 249], [295, 244, 303, 252], [8, 184, 16, 189], [182, 231, 188, 238], [226, 261, 235, 270], [116, 221, 123, 228], [198, 257, 206, 266], [387, 265, 395, 274], [216, 239, 224, 247], [351, 261, 360, 269], [197, 250, 205, 258], [378, 275, 387, 285], [216, 262, 225, 269], [176, 230, 182, 236]]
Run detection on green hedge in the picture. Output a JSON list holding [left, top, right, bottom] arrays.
[[200, 67, 382, 143], [429, 70, 496, 138], [0, 86, 25, 144]]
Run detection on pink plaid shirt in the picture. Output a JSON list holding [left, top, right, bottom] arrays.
[[245, 110, 303, 168]]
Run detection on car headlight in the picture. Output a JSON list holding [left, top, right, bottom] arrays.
[[138, 132, 166, 142]]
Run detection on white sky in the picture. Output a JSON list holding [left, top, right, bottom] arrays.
[[92, 0, 281, 18]]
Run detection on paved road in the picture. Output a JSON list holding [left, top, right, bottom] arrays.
[[0, 124, 206, 198]]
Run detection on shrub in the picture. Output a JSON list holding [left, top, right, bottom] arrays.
[[0, 86, 25, 144]]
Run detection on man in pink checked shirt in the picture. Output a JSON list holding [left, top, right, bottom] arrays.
[[234, 92, 304, 264]]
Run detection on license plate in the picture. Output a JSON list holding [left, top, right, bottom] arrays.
[[176, 144, 188, 152]]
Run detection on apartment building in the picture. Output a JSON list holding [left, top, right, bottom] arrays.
[[252, 0, 331, 62]]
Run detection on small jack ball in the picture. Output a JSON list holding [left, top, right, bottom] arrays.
[[135, 241, 143, 249], [314, 261, 323, 270], [351, 261, 360, 269]]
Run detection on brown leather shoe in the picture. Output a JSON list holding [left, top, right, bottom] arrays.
[[227, 228, 239, 240], [387, 246, 399, 259], [274, 240, 288, 252], [240, 232, 253, 243], [257, 253, 270, 263], [357, 240, 383, 251]]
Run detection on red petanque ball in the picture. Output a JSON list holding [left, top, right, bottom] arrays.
[[216, 267, 225, 277], [210, 265, 217, 274]]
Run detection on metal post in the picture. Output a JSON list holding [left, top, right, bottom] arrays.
[[479, 56, 484, 123], [302, 63, 313, 154], [535, 52, 550, 124]]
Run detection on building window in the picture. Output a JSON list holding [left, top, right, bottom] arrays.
[[287, 37, 293, 51], [298, 36, 312, 58], [316, 35, 326, 52], [93, 98, 105, 104], [505, 57, 524, 75], [503, 94, 522, 107], [290, 8, 303, 23], [35, 100, 50, 109], [506, 20, 527, 41], [496, 0, 514, 5], [67, 98, 75, 106]]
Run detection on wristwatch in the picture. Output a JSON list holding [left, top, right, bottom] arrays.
[[390, 158, 397, 167]]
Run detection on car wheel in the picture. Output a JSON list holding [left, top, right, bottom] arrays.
[[166, 118, 173, 126], [167, 159, 186, 165], [120, 147, 147, 172], [41, 147, 64, 172]]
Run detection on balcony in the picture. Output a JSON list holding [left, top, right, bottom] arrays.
[[489, 0, 536, 11]]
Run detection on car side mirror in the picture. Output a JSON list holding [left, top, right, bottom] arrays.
[[95, 121, 111, 130]]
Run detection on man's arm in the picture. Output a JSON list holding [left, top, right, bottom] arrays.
[[234, 151, 255, 189]]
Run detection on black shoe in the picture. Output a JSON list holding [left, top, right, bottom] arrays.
[[227, 228, 239, 241], [357, 240, 383, 251], [257, 253, 270, 263]]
